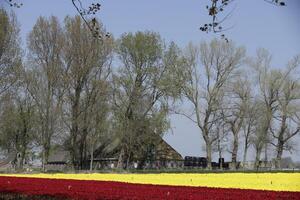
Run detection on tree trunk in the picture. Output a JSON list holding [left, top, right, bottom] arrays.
[[264, 143, 268, 162], [254, 119, 270, 170], [70, 85, 82, 169], [19, 149, 26, 170], [42, 150, 46, 172], [206, 142, 212, 170], [126, 153, 131, 169], [70, 137, 77, 169], [231, 132, 239, 170], [90, 145, 94, 171], [275, 114, 286, 169], [217, 138, 223, 170], [79, 139, 85, 170], [243, 144, 248, 169], [243, 121, 251, 169], [117, 147, 125, 169], [138, 158, 146, 169], [254, 146, 262, 170], [42, 144, 50, 172], [275, 141, 284, 169], [70, 122, 78, 169]]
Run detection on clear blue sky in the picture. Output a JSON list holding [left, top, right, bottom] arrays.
[[3, 0, 300, 161]]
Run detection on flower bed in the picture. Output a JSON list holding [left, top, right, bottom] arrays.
[[0, 173, 299, 199]]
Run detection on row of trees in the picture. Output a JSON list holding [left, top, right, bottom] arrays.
[[0, 9, 299, 170], [180, 43, 300, 169]]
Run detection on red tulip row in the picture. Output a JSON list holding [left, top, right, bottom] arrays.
[[0, 176, 299, 200]]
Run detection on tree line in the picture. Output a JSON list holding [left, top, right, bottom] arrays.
[[0, 9, 299, 171]]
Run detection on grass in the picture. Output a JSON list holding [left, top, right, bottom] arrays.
[[87, 168, 300, 174], [1, 167, 299, 174]]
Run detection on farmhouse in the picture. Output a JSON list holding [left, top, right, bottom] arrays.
[[45, 137, 183, 171]]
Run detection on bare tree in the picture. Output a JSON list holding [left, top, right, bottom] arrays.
[[181, 39, 245, 169], [270, 56, 300, 168], [250, 50, 300, 169], [250, 49, 281, 169], [222, 76, 250, 169]]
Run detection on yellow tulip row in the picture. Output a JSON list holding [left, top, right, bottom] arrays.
[[2, 173, 300, 192]]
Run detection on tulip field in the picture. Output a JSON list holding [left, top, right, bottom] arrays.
[[0, 173, 300, 199]]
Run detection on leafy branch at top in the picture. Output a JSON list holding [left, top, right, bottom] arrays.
[[71, 0, 110, 39], [4, 0, 23, 8], [200, 0, 287, 41], [5, 0, 109, 40], [263, 0, 286, 6]]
